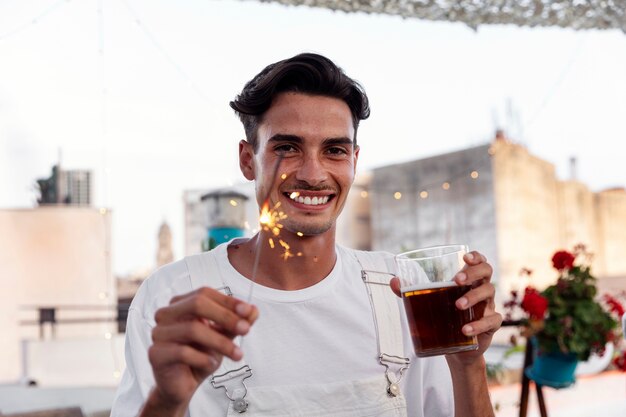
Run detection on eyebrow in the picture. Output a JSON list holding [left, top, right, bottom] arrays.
[[268, 134, 354, 147]]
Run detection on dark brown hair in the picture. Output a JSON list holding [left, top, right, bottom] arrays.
[[230, 53, 370, 151]]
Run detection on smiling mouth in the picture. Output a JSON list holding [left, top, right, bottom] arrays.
[[284, 192, 334, 206]]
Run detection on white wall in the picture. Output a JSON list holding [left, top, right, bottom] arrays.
[[0, 207, 116, 383]]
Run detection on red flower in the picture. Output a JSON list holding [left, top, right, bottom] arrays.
[[613, 350, 626, 372], [552, 250, 576, 270], [603, 294, 625, 317], [521, 287, 548, 320]]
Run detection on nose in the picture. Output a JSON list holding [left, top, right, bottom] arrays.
[[294, 154, 328, 186]]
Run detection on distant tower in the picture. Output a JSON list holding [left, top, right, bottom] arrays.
[[156, 222, 174, 267]]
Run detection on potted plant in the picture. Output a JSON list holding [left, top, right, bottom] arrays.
[[504, 245, 625, 388]]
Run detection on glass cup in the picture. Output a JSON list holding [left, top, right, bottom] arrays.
[[395, 244, 479, 357]]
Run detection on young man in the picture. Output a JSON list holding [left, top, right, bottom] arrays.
[[112, 53, 502, 417]]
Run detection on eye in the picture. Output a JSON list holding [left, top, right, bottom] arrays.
[[326, 146, 349, 157], [275, 144, 298, 156]]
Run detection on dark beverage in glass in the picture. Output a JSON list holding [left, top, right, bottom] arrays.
[[402, 282, 478, 357]]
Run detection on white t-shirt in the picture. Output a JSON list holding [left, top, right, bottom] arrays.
[[111, 242, 453, 416]]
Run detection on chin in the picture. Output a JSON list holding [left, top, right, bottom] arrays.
[[284, 219, 334, 236]]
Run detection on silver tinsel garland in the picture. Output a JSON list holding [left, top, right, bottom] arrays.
[[254, 0, 626, 32]]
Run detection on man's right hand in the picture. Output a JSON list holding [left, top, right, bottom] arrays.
[[140, 287, 259, 417]]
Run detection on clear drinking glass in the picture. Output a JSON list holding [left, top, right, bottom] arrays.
[[395, 244, 479, 357]]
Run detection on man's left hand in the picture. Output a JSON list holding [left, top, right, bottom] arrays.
[[390, 250, 502, 364]]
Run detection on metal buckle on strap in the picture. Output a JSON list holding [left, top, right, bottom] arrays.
[[216, 285, 233, 296], [379, 353, 410, 397], [361, 269, 395, 286], [211, 365, 253, 413]]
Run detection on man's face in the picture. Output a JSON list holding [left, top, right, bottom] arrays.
[[239, 92, 359, 236]]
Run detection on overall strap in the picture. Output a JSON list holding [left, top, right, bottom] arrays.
[[184, 249, 252, 413], [184, 251, 231, 294], [353, 249, 410, 397]]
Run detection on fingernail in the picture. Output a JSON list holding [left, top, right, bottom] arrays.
[[233, 346, 243, 359], [466, 253, 474, 261], [235, 303, 250, 316], [236, 320, 250, 334], [456, 272, 467, 283], [463, 325, 473, 335], [208, 356, 219, 369], [457, 297, 468, 308]]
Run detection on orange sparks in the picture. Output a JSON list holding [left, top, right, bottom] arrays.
[[259, 200, 287, 230], [258, 200, 294, 260]]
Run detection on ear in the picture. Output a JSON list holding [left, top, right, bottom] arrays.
[[239, 140, 256, 181]]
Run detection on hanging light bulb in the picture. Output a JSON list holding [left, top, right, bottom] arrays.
[[394, 192, 402, 200]]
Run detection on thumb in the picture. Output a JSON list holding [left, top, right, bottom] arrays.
[[390, 277, 401, 298]]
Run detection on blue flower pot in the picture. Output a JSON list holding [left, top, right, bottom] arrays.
[[525, 352, 578, 389]]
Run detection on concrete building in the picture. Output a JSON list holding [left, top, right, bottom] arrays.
[[0, 207, 117, 385], [361, 134, 626, 305], [60, 170, 92, 206], [37, 165, 92, 206]]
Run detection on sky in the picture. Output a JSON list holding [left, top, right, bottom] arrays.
[[1, 0, 625, 275]]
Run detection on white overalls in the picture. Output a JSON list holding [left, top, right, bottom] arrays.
[[184, 248, 410, 417]]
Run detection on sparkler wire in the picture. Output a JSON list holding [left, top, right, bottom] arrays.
[[239, 154, 284, 349]]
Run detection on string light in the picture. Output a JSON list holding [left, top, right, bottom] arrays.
[[99, 208, 107, 215], [442, 182, 450, 190], [113, 370, 121, 379], [281, 174, 287, 180], [296, 232, 304, 237], [119, 0, 211, 103], [98, 292, 108, 300], [360, 190, 368, 198], [420, 191, 428, 199], [229, 199, 238, 207], [0, 0, 68, 41], [104, 332, 112, 340], [394, 192, 402, 200], [471, 171, 479, 179]]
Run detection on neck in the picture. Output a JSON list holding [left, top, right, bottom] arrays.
[[228, 228, 337, 291]]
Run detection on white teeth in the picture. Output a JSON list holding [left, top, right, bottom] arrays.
[[289, 193, 330, 206]]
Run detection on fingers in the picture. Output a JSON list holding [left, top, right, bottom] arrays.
[[455, 259, 493, 286], [455, 281, 495, 311], [390, 277, 401, 298], [151, 287, 258, 372], [462, 311, 503, 337], [463, 251, 487, 265], [156, 287, 257, 337], [152, 320, 244, 361], [149, 342, 219, 375]]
